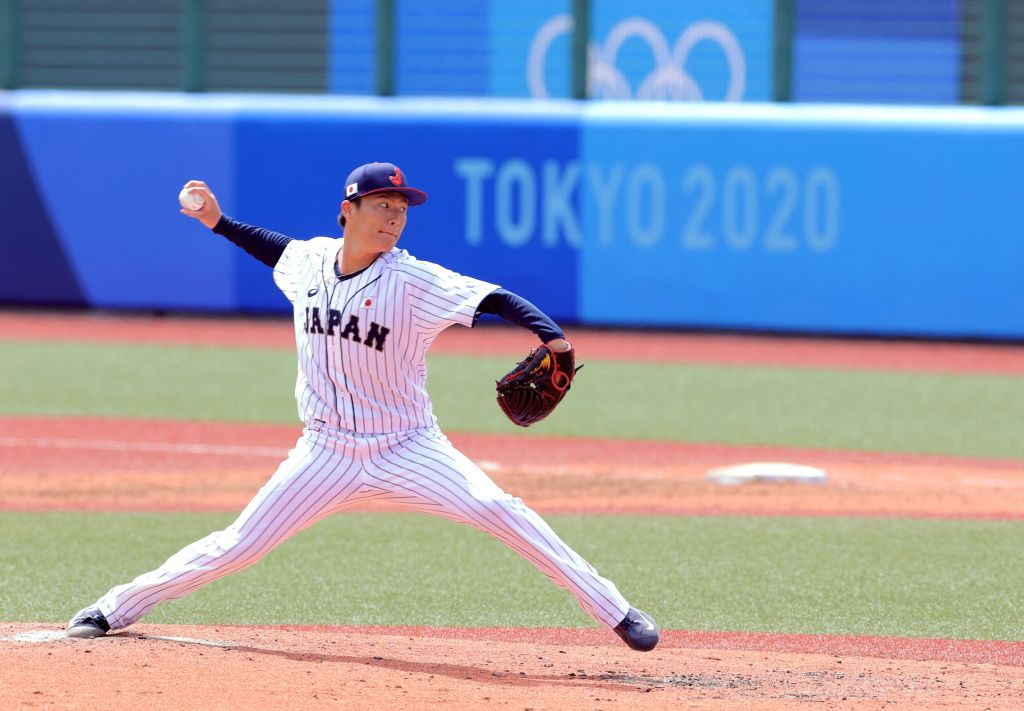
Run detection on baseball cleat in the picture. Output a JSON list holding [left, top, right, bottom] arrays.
[[614, 607, 659, 652], [67, 607, 110, 639]]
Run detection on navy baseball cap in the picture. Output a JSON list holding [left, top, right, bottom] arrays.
[[343, 162, 428, 206]]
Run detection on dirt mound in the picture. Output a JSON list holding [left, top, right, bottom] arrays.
[[3, 623, 1022, 710]]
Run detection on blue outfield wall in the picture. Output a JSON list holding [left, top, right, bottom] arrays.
[[2, 91, 1023, 339]]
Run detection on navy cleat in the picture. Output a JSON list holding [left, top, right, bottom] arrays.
[[67, 607, 110, 639], [613, 607, 659, 652]]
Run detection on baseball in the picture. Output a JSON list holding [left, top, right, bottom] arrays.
[[178, 187, 205, 211]]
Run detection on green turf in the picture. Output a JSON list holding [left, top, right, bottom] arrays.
[[0, 342, 297, 423], [4, 511, 1023, 640], [1, 341, 1023, 458]]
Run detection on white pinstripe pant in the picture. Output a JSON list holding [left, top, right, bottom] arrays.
[[96, 425, 631, 630]]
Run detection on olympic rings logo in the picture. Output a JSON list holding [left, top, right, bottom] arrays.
[[528, 16, 746, 101]]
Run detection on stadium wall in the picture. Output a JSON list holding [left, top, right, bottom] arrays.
[[3, 91, 1022, 339]]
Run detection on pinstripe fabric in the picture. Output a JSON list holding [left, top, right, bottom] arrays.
[[97, 425, 629, 630], [89, 236, 631, 632], [363, 428, 630, 626], [98, 430, 366, 629], [273, 238, 500, 433]]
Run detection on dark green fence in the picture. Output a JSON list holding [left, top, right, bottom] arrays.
[[0, 0, 326, 92], [0, 0, 1021, 103], [962, 0, 1024, 104]]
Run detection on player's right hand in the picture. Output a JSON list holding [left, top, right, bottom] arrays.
[[179, 180, 223, 230]]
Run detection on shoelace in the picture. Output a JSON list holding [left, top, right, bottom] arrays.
[[76, 611, 103, 627]]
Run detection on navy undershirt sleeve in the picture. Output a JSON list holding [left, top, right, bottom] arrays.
[[212, 215, 294, 268], [477, 288, 565, 343]]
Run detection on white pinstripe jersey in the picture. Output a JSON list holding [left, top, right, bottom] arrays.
[[272, 237, 498, 434]]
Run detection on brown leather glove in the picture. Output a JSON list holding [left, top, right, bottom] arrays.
[[495, 344, 581, 427]]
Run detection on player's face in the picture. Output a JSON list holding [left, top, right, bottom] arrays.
[[347, 192, 409, 250]]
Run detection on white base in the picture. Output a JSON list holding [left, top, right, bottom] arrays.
[[706, 462, 828, 486]]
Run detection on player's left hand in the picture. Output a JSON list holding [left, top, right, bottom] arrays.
[[496, 342, 581, 427]]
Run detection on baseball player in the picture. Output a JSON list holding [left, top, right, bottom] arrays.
[[67, 162, 659, 652]]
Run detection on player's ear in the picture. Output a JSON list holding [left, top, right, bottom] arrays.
[[338, 200, 352, 229]]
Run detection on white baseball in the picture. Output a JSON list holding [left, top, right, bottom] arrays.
[[179, 188, 206, 211]]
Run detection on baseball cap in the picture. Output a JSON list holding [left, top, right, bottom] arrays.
[[343, 162, 428, 206]]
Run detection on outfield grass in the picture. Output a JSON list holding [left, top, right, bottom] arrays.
[[1, 341, 1023, 458], [4, 511, 1022, 641]]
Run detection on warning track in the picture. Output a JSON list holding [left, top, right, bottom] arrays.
[[3, 310, 1023, 373]]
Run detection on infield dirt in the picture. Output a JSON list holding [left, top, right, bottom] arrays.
[[3, 416, 1023, 519]]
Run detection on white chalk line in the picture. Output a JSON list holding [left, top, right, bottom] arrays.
[[1, 630, 66, 643], [0, 629, 237, 648], [0, 436, 285, 458], [0, 436, 504, 470], [141, 634, 237, 648]]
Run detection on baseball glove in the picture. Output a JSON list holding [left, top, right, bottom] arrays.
[[496, 344, 581, 427]]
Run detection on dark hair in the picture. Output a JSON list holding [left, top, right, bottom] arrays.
[[337, 197, 360, 229]]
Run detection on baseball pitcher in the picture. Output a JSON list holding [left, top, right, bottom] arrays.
[[67, 162, 659, 652]]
